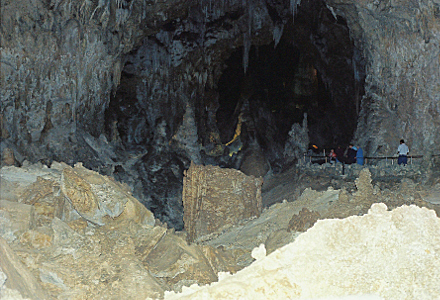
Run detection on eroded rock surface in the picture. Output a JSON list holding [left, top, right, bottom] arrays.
[[60, 163, 155, 226], [326, 0, 440, 155], [0, 237, 49, 300], [2, 159, 440, 299], [182, 162, 263, 243], [0, 162, 222, 299], [165, 203, 440, 299]]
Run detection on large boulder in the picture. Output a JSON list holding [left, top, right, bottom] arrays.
[[61, 163, 155, 226], [182, 162, 263, 243]]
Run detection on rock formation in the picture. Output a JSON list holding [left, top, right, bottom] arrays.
[[3, 0, 440, 228], [325, 0, 440, 156], [0, 162, 220, 298], [182, 162, 263, 243], [283, 113, 309, 164], [2, 159, 440, 299], [165, 203, 440, 299], [2, 2, 440, 296]]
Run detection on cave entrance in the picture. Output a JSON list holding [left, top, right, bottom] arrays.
[[216, 1, 364, 169], [216, 40, 331, 151]]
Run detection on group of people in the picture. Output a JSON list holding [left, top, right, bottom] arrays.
[[317, 139, 410, 166], [327, 144, 364, 165]]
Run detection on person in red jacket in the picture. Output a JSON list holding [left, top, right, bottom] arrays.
[[328, 149, 337, 164]]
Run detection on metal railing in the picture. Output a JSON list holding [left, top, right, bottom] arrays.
[[303, 153, 427, 165], [363, 155, 423, 165]]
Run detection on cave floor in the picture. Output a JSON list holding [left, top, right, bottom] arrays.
[[261, 161, 440, 212]]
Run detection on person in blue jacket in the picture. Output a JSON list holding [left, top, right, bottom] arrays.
[[356, 146, 364, 165]]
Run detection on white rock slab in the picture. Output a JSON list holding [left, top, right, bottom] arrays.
[[165, 203, 440, 300]]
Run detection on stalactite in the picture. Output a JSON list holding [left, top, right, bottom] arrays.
[[290, 0, 301, 22], [243, 0, 252, 74], [273, 24, 284, 48]]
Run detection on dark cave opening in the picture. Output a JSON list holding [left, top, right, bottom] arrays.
[[216, 41, 335, 153], [217, 41, 303, 146], [217, 1, 365, 162]]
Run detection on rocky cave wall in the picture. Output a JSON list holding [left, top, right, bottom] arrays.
[[2, 0, 440, 227], [102, 0, 281, 228], [326, 0, 440, 156]]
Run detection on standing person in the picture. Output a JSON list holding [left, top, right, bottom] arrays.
[[335, 146, 344, 163], [356, 146, 364, 165], [397, 139, 409, 165], [346, 144, 357, 164]]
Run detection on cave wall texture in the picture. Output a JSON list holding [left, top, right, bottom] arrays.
[[1, 0, 190, 164], [2, 0, 440, 226], [326, 0, 440, 156]]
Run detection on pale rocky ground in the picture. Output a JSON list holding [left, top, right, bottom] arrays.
[[1, 159, 440, 299], [165, 203, 440, 300]]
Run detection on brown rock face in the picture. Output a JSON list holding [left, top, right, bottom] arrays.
[[144, 232, 218, 293], [182, 162, 263, 243], [1, 148, 15, 166], [1, 162, 227, 298], [287, 207, 321, 233], [60, 163, 155, 226], [61, 166, 100, 222]]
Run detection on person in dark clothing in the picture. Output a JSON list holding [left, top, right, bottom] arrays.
[[335, 146, 345, 163], [346, 144, 357, 164]]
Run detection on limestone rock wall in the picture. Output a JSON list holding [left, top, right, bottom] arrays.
[[0, 0, 192, 164], [1, 0, 276, 228], [108, 0, 276, 156], [108, 0, 277, 228], [1, 0, 124, 161], [327, 0, 440, 156], [2, 0, 440, 162]]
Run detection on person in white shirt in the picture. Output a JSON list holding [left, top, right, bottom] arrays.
[[397, 139, 409, 165]]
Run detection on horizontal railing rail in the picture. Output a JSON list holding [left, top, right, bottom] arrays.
[[302, 153, 434, 165], [364, 155, 423, 165]]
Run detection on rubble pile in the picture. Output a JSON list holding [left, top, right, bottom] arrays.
[[1, 162, 440, 299]]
